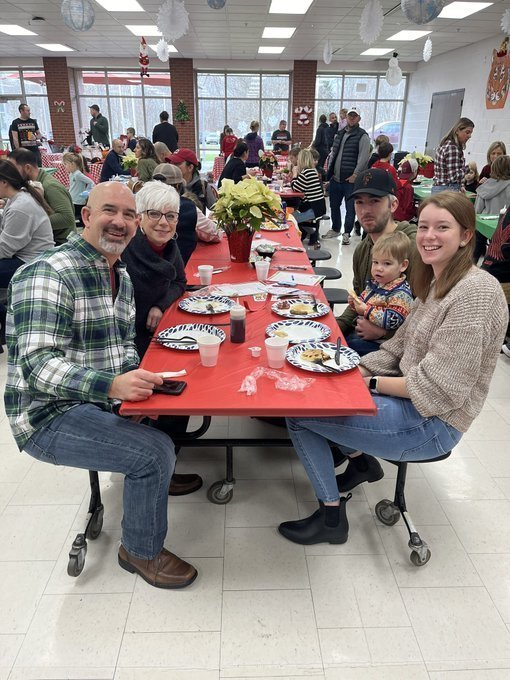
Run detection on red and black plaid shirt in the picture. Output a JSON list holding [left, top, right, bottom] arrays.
[[434, 139, 465, 186]]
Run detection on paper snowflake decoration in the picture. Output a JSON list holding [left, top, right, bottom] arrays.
[[423, 37, 432, 62], [360, 0, 384, 45], [323, 40, 332, 65], [156, 38, 171, 62], [157, 0, 189, 43], [502, 9, 510, 36]]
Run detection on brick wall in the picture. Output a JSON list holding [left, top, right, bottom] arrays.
[[291, 60, 317, 148], [43, 57, 76, 146], [169, 58, 196, 152]]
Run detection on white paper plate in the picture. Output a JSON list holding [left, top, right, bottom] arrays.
[[266, 320, 331, 344], [271, 298, 329, 319], [260, 222, 289, 231], [178, 295, 235, 315], [157, 324, 226, 351], [286, 341, 360, 374]]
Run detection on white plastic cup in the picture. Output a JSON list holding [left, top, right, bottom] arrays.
[[197, 335, 221, 367], [255, 259, 270, 281], [198, 264, 214, 286], [265, 336, 289, 369]]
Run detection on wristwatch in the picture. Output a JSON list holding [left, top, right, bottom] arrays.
[[369, 376, 379, 393]]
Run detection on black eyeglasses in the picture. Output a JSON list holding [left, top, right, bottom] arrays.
[[145, 209, 179, 223]]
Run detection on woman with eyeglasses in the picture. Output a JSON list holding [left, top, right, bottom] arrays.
[[122, 181, 186, 357]]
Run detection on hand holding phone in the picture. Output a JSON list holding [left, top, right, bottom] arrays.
[[152, 379, 187, 396]]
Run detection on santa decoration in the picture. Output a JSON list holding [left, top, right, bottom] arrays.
[[295, 105, 312, 125], [139, 36, 150, 78]]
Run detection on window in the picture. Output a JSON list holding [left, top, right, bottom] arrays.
[[196, 71, 291, 171], [0, 69, 51, 148], [75, 69, 172, 142], [315, 73, 407, 149]]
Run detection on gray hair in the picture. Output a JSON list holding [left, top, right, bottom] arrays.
[[135, 181, 180, 214]]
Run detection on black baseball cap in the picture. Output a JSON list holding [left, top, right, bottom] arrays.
[[350, 168, 397, 198]]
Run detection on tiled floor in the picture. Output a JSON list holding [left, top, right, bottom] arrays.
[[1, 233, 510, 680]]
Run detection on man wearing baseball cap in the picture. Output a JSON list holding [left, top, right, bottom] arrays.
[[336, 168, 417, 344], [324, 106, 370, 244], [88, 104, 110, 147], [168, 148, 215, 213]]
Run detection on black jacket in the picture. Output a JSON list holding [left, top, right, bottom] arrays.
[[152, 122, 179, 152], [312, 123, 329, 155], [218, 156, 246, 187], [122, 228, 187, 356], [326, 121, 339, 149], [100, 150, 129, 182]]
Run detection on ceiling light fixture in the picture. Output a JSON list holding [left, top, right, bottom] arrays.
[[262, 27, 296, 38], [126, 25, 162, 36], [0, 24, 37, 35], [387, 30, 432, 40], [36, 43, 75, 51], [258, 46, 285, 54], [361, 47, 393, 55], [94, 0, 145, 10], [438, 2, 493, 19], [269, 0, 313, 15]]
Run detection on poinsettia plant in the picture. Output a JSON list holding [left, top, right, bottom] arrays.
[[212, 178, 282, 234], [121, 150, 138, 170], [258, 149, 278, 170], [399, 151, 433, 169]]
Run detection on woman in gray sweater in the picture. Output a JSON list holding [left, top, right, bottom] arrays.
[[280, 191, 509, 546]]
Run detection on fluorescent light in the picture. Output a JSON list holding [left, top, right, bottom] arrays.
[[125, 25, 162, 36], [438, 2, 492, 19], [258, 46, 285, 54], [269, 0, 313, 14], [36, 44, 74, 51], [0, 25, 37, 36], [94, 0, 145, 10], [148, 44, 178, 53], [387, 30, 432, 41], [262, 27, 296, 38], [361, 48, 393, 56]]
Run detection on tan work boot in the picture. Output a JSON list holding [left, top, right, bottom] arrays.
[[118, 544, 197, 589]]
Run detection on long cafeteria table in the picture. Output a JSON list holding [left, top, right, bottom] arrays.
[[120, 223, 376, 502]]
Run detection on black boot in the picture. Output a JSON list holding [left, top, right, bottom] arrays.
[[330, 445, 347, 468], [278, 494, 351, 545], [0, 305, 6, 347], [336, 453, 384, 492]]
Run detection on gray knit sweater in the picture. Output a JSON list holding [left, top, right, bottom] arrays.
[[360, 267, 508, 432]]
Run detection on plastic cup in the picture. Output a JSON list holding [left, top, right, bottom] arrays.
[[255, 259, 270, 281], [198, 264, 213, 286], [197, 335, 221, 367], [265, 336, 289, 369]]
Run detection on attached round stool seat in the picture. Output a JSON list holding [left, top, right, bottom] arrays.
[[306, 248, 331, 266], [313, 267, 342, 288], [324, 288, 349, 309]]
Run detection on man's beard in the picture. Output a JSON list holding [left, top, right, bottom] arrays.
[[99, 228, 129, 254], [359, 206, 392, 235]]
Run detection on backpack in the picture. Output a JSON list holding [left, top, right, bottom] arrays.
[[201, 179, 218, 210]]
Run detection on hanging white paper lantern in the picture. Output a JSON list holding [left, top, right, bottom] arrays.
[[423, 36, 433, 62], [207, 0, 226, 8], [502, 9, 510, 35], [359, 0, 384, 45], [386, 54, 403, 87], [323, 40, 333, 65], [157, 0, 189, 43], [61, 0, 95, 32], [156, 38, 171, 62], [401, 0, 445, 25]]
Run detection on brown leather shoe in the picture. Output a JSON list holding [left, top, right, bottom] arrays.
[[169, 472, 203, 496], [118, 545, 197, 589]]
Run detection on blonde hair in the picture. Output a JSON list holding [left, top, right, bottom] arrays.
[[440, 117, 475, 149], [375, 134, 389, 147], [297, 148, 315, 173], [250, 120, 260, 132], [63, 152, 86, 173], [372, 231, 411, 264], [412, 192, 475, 301], [486, 141, 506, 164]]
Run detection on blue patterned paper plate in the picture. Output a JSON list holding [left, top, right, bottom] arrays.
[[178, 295, 235, 315], [157, 324, 226, 351], [266, 320, 331, 344], [286, 341, 360, 374], [271, 298, 329, 319]]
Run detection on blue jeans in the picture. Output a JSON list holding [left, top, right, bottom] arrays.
[[286, 396, 462, 502], [23, 403, 175, 560], [329, 178, 355, 234], [346, 332, 381, 356], [294, 208, 315, 224]]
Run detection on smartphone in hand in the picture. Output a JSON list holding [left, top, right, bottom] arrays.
[[153, 380, 187, 396]]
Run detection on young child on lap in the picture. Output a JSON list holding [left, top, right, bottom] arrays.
[[346, 231, 413, 356]]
